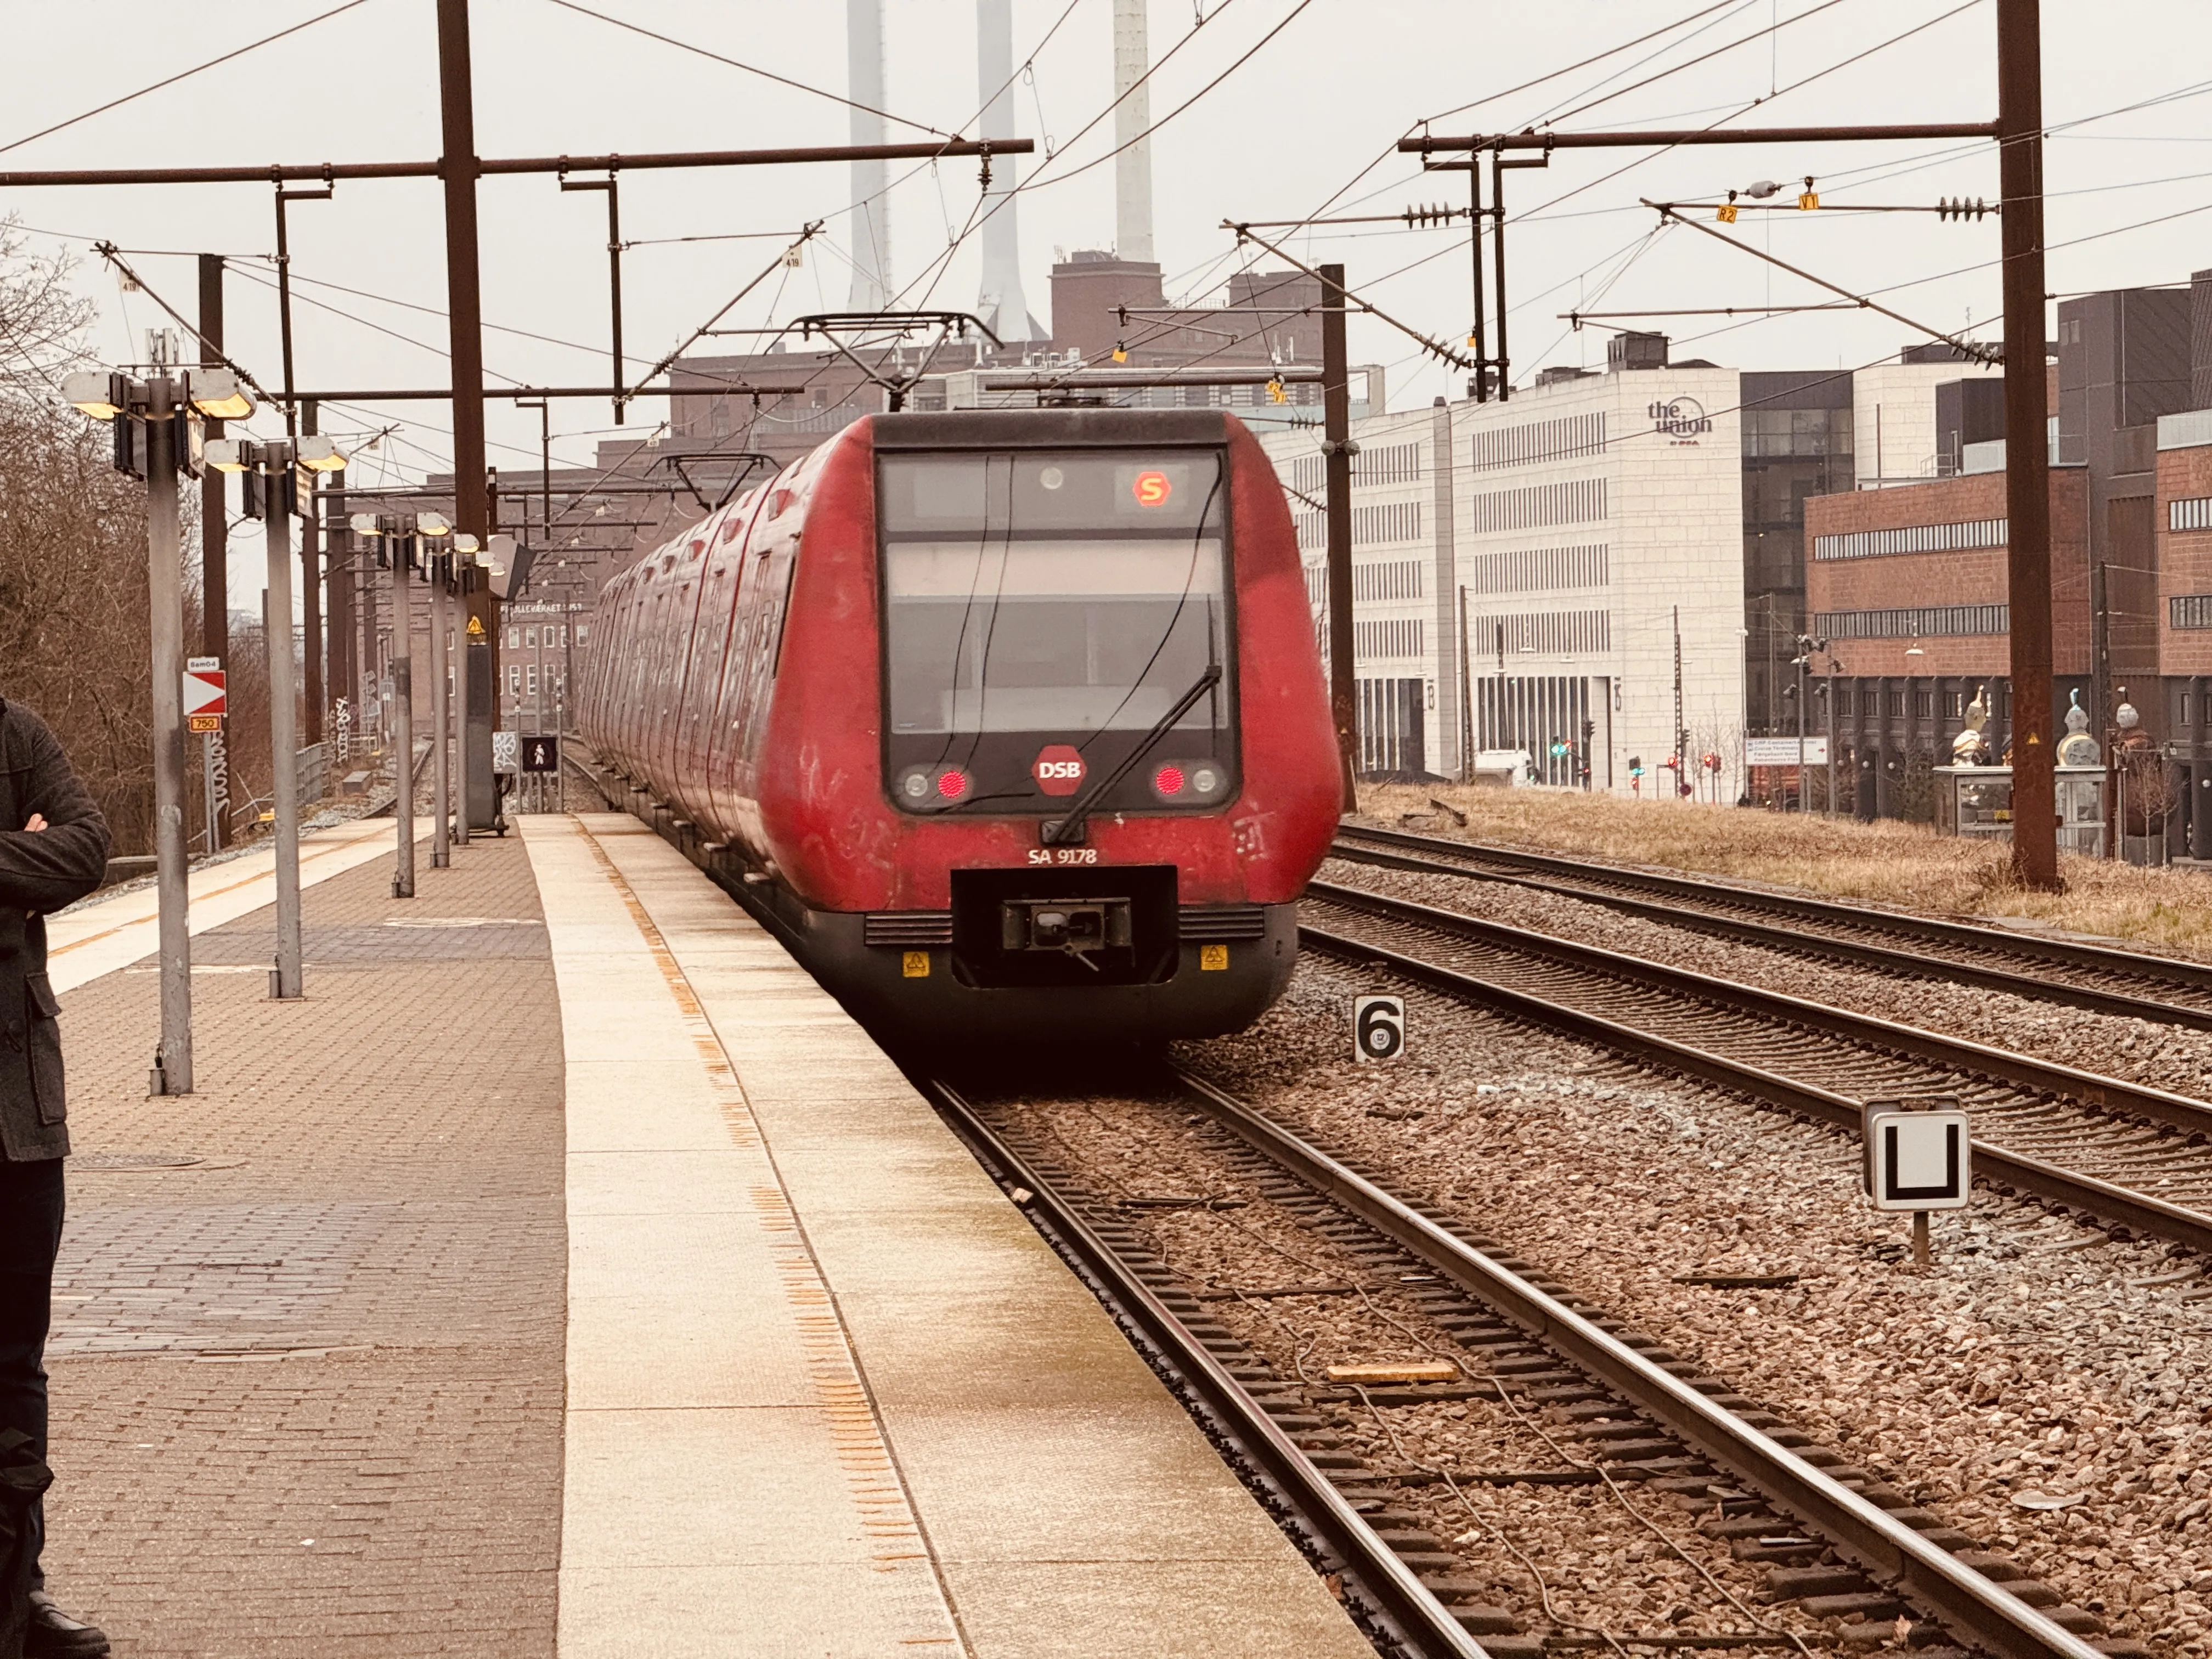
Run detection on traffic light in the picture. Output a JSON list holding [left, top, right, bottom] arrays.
[[1548, 736, 1568, 759], [1703, 752, 1722, 773], [1627, 756, 1644, 777]]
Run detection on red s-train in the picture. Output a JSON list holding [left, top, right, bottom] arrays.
[[577, 408, 1341, 1045]]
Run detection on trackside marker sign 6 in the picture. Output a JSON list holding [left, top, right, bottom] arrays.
[[1033, 744, 1086, 797]]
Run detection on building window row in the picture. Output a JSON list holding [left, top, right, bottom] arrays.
[[1355, 560, 1424, 601], [1468, 412, 1606, 474], [1355, 618, 1425, 659], [1743, 407, 1853, 458], [1469, 608, 1612, 656], [1812, 604, 2010, 639], [1295, 499, 1425, 550], [1461, 542, 1609, 598], [1466, 476, 1607, 535], [1304, 562, 1427, 604], [2172, 497, 2212, 533], [1288, 453, 1324, 498], [2171, 594, 2212, 630], [1353, 442, 1421, 485], [1812, 518, 2006, 562]]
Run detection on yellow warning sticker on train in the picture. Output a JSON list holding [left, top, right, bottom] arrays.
[[902, 951, 930, 979], [1200, 944, 1228, 971]]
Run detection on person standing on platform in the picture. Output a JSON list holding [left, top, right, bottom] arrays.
[[0, 696, 111, 1659]]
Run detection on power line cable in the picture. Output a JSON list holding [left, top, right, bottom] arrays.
[[539, 0, 951, 137], [0, 0, 376, 159], [1543, 0, 1858, 129], [1418, 0, 1746, 128], [1508, 0, 1987, 227]]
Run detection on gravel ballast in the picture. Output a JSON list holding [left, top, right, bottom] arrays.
[[1318, 855, 2212, 1102], [988, 1091, 1837, 1644], [1180, 954, 2212, 1656]]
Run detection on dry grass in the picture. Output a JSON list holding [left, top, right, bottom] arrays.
[[1349, 781, 2212, 962]]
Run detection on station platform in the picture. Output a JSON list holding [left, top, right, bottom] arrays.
[[36, 811, 1369, 1658]]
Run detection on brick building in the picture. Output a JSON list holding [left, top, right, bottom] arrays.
[[1804, 466, 2089, 819], [1805, 277, 2212, 844]]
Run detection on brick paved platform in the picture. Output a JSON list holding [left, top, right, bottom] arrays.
[[42, 826, 563, 1657], [35, 811, 1368, 1658]]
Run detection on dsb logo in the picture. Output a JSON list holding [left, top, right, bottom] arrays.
[[1032, 744, 1087, 796]]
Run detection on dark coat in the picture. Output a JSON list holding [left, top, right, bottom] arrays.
[[0, 699, 110, 1162]]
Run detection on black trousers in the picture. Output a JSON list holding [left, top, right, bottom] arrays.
[[0, 1156, 63, 1591]]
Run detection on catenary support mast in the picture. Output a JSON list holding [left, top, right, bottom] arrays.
[[1321, 262, 1357, 806], [1997, 0, 2057, 888]]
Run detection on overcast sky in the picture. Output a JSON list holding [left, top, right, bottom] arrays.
[[8, 0, 2212, 494]]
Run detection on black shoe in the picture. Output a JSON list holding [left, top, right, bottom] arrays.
[[24, 1592, 111, 1658]]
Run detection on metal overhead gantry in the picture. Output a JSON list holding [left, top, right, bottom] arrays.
[[1, 0, 1030, 831], [1394, 0, 2056, 889]]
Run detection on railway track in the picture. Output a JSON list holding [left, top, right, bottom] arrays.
[[930, 1071, 2120, 1659], [1330, 824, 2212, 1034], [1300, 879, 2212, 1260]]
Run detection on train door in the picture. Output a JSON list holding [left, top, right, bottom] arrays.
[[677, 516, 749, 832], [649, 546, 710, 788], [606, 573, 652, 772], [726, 489, 804, 804], [704, 488, 775, 834]]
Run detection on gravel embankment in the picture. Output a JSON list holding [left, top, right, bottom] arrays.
[[1181, 957, 2212, 1656], [992, 1092, 1830, 1641], [1319, 856, 2212, 1102]]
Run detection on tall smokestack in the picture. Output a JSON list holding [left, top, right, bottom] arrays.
[[847, 0, 891, 311], [1112, 0, 1155, 264], [975, 0, 1034, 342]]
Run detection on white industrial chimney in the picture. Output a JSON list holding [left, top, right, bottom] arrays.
[[1112, 0, 1155, 264], [975, 0, 1035, 342], [847, 0, 892, 312]]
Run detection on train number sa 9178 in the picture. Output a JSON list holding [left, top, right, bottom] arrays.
[[1028, 847, 1099, 866]]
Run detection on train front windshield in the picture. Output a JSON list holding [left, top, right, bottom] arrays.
[[879, 449, 1236, 815]]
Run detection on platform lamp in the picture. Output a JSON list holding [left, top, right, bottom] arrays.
[[346, 509, 450, 898], [205, 432, 348, 1000], [60, 359, 256, 1098]]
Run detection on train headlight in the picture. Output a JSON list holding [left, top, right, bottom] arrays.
[[897, 765, 971, 807], [1153, 761, 1226, 803]]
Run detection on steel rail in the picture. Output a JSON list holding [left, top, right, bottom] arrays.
[[1328, 831, 2212, 1032], [1165, 1066, 2102, 1659], [1336, 823, 2212, 1011], [927, 1079, 1490, 1659], [1296, 908, 2212, 1258], [1311, 879, 2212, 1135]]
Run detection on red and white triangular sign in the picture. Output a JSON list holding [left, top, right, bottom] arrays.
[[183, 667, 226, 718]]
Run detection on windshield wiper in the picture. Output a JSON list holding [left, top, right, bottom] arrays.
[[1040, 664, 1223, 847]]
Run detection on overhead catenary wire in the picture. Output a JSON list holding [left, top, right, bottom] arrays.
[[1500, 0, 1990, 228], [538, 0, 951, 137], [1541, 0, 1860, 131], [1641, 199, 1996, 360], [0, 0, 375, 160], [895, 0, 1315, 323]]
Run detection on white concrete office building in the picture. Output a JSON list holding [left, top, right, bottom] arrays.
[[1262, 363, 1747, 796]]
